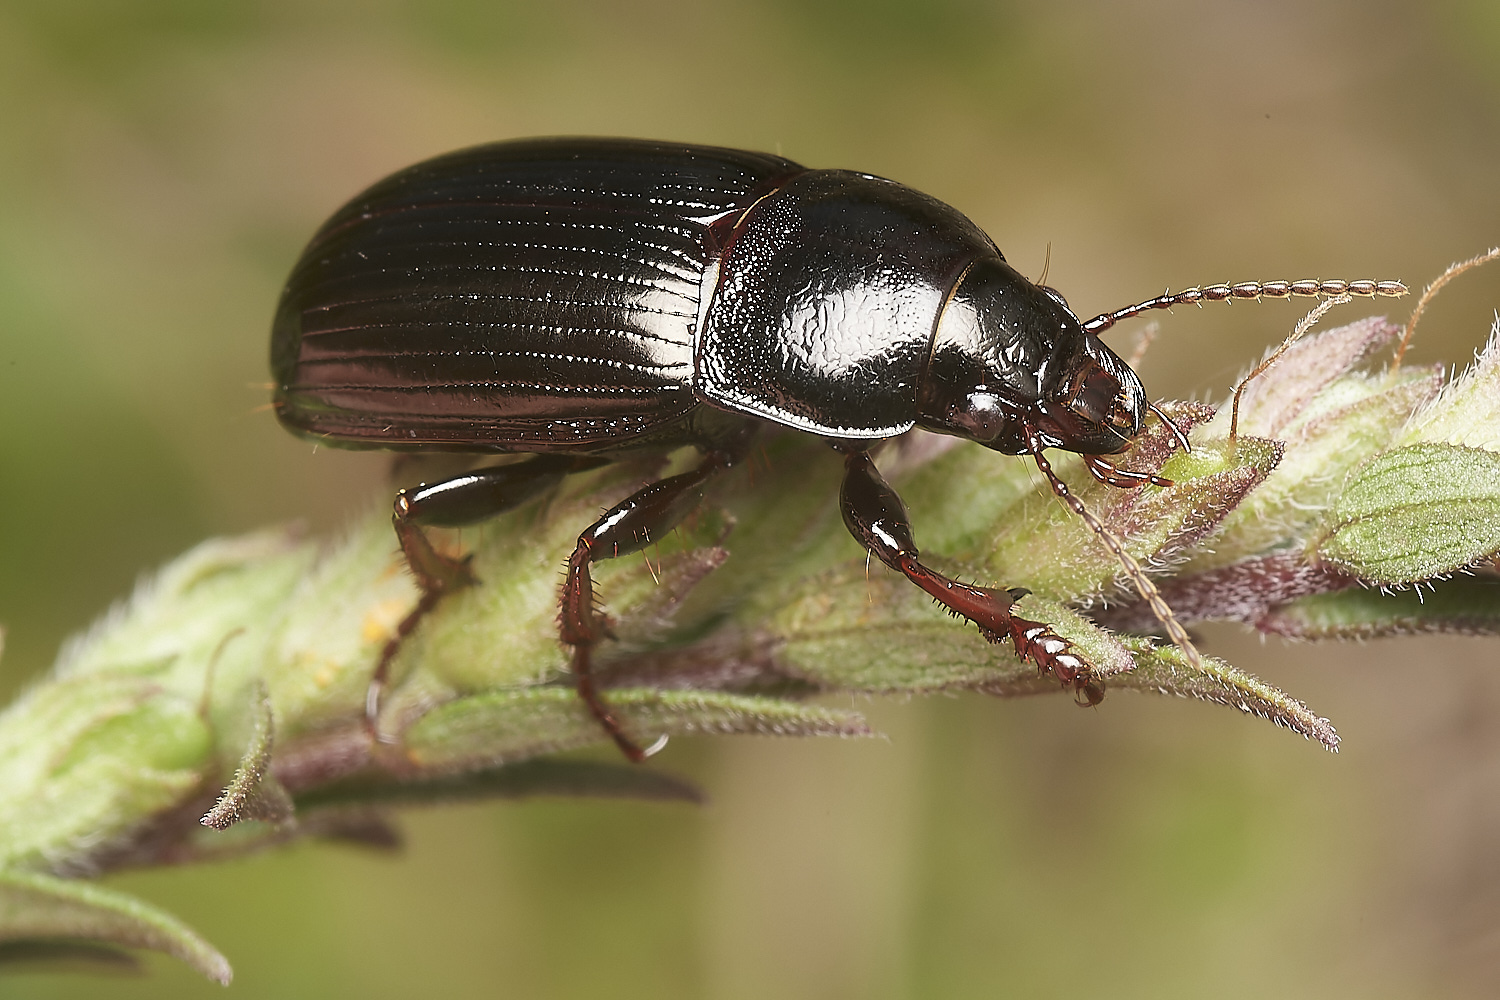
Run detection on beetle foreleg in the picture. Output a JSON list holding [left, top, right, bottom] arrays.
[[837, 449, 1096, 701], [1082, 455, 1174, 489], [559, 450, 737, 761]]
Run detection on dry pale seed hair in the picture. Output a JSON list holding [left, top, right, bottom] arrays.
[[1229, 293, 1351, 442], [1124, 320, 1161, 372], [1394, 247, 1500, 369]]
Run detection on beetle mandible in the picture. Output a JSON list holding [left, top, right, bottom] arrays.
[[271, 137, 1405, 760]]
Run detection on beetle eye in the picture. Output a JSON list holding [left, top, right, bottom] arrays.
[[957, 390, 1009, 442]]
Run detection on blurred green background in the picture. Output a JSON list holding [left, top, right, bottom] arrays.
[[2, 0, 1500, 996]]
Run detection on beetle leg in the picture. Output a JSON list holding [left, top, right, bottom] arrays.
[[838, 449, 1096, 701], [369, 455, 608, 737], [559, 450, 737, 761]]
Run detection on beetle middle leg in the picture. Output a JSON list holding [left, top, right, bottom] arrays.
[[558, 449, 738, 761], [370, 454, 608, 731], [838, 448, 1101, 704]]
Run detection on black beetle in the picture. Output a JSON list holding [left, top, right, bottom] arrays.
[[271, 137, 1403, 759]]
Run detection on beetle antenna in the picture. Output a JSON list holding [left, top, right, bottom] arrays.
[[1083, 278, 1407, 336], [1027, 431, 1205, 673], [1230, 293, 1349, 441], [1038, 242, 1053, 287], [1393, 247, 1500, 370]]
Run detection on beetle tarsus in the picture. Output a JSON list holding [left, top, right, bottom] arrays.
[[573, 646, 647, 762], [911, 564, 1098, 700]]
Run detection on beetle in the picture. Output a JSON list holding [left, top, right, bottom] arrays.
[[271, 137, 1404, 760]]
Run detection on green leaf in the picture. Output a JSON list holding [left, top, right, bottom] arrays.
[[1316, 443, 1500, 583], [1183, 372, 1441, 574], [402, 688, 873, 772], [0, 674, 211, 872], [297, 758, 704, 812], [1219, 316, 1403, 439], [769, 568, 1134, 693], [0, 871, 230, 984], [1262, 577, 1500, 638], [972, 428, 1280, 600], [1109, 642, 1339, 751]]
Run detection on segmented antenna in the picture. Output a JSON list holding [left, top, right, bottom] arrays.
[[1083, 279, 1408, 336], [1026, 430, 1205, 673]]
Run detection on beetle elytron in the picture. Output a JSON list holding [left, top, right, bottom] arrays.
[[271, 137, 1403, 759]]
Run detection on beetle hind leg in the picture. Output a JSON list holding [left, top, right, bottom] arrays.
[[557, 449, 738, 761], [838, 449, 1099, 702], [370, 454, 607, 737]]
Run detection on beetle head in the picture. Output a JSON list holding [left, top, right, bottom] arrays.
[[916, 256, 1146, 456]]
